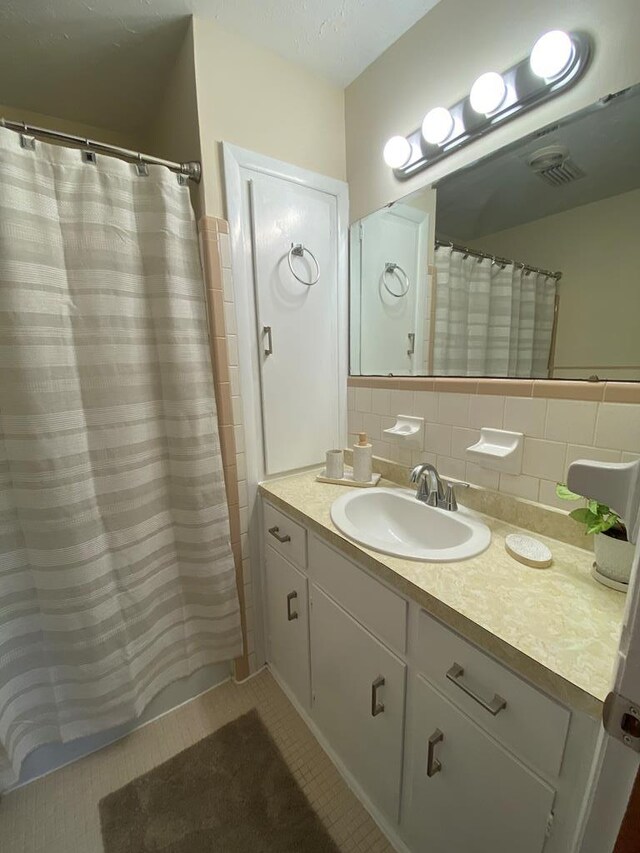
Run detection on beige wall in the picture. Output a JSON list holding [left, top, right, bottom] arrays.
[[145, 21, 204, 217], [473, 188, 640, 380], [191, 18, 346, 218], [145, 22, 201, 166], [345, 0, 640, 222], [0, 103, 143, 150]]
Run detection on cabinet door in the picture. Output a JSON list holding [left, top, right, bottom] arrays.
[[265, 546, 310, 710], [310, 584, 406, 821], [403, 674, 555, 853]]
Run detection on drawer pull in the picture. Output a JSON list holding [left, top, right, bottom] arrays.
[[263, 325, 273, 356], [286, 591, 298, 621], [427, 728, 444, 777], [446, 662, 507, 716], [269, 525, 291, 543], [371, 675, 385, 717]]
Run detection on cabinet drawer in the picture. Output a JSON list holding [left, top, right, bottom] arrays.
[[263, 501, 307, 569], [416, 610, 570, 778], [309, 535, 407, 654]]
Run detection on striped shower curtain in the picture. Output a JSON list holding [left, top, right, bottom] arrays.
[[433, 245, 557, 377], [0, 129, 243, 788]]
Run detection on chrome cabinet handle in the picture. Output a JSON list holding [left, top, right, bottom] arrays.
[[286, 591, 298, 621], [407, 332, 415, 356], [427, 728, 444, 777], [268, 525, 291, 543], [446, 662, 507, 716], [263, 325, 273, 356], [371, 675, 385, 717]]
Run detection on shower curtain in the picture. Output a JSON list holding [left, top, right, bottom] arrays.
[[0, 128, 243, 787], [433, 245, 557, 377]]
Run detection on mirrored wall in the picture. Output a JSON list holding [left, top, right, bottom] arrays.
[[350, 84, 640, 381]]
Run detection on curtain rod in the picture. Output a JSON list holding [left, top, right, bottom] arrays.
[[435, 239, 562, 281], [0, 117, 201, 183]]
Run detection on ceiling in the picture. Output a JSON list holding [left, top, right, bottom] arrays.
[[0, 0, 440, 135], [431, 86, 640, 241]]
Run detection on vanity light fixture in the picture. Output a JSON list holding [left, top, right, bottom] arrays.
[[383, 135, 412, 169], [421, 107, 455, 145], [530, 29, 575, 80], [384, 29, 591, 179], [469, 72, 507, 115]]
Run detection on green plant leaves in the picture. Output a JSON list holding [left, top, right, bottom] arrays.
[[557, 482, 623, 536], [555, 483, 582, 501]]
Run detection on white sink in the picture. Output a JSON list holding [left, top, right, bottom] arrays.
[[330, 487, 491, 562]]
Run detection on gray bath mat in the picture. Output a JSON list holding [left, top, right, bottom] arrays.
[[99, 709, 340, 853]]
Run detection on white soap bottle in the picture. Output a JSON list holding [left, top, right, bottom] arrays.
[[352, 432, 373, 483]]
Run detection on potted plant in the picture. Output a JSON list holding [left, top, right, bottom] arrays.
[[556, 483, 634, 590]]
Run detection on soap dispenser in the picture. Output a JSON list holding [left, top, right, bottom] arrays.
[[353, 432, 373, 484]]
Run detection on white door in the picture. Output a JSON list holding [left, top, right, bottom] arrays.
[[568, 461, 640, 853], [576, 533, 640, 853], [403, 674, 555, 853], [358, 204, 428, 376], [250, 176, 340, 474], [265, 545, 311, 710], [223, 144, 348, 485], [309, 584, 406, 821]]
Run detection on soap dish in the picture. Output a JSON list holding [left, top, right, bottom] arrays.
[[466, 428, 523, 474], [505, 534, 552, 568], [383, 415, 424, 448], [316, 468, 381, 488]]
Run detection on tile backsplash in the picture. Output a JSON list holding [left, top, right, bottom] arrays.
[[347, 385, 640, 511]]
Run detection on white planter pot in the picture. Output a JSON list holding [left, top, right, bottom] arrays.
[[593, 533, 634, 588]]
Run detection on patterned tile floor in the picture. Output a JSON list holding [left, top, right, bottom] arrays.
[[0, 668, 396, 853]]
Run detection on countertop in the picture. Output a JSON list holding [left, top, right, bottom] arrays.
[[259, 470, 626, 718]]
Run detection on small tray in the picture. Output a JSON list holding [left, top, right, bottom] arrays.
[[316, 468, 381, 488]]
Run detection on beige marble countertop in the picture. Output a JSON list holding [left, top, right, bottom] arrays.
[[259, 470, 626, 718]]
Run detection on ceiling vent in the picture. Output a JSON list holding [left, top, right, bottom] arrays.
[[527, 144, 585, 187]]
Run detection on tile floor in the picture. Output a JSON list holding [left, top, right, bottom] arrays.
[[0, 668, 395, 853]]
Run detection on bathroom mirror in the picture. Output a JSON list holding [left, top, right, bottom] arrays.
[[350, 83, 640, 380]]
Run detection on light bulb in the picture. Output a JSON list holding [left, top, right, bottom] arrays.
[[469, 72, 507, 115], [383, 136, 412, 169], [422, 107, 455, 146], [530, 30, 574, 80]]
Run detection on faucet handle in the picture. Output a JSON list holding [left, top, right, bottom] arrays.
[[443, 480, 469, 512]]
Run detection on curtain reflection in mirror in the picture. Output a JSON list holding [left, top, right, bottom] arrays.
[[432, 246, 558, 378]]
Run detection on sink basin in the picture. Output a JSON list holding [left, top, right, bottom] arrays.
[[330, 487, 491, 562]]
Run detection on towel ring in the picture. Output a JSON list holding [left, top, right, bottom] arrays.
[[383, 262, 410, 297], [287, 243, 320, 286]]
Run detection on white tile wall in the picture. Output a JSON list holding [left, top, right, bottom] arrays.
[[595, 404, 640, 451], [349, 389, 640, 510]]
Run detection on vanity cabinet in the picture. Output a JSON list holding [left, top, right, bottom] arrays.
[[403, 674, 555, 853], [310, 584, 406, 820], [264, 545, 311, 710], [261, 498, 593, 853]]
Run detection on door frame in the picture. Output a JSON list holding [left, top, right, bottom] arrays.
[[222, 143, 348, 669], [575, 516, 640, 853]]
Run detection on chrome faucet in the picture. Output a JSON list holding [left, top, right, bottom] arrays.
[[410, 462, 468, 511]]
